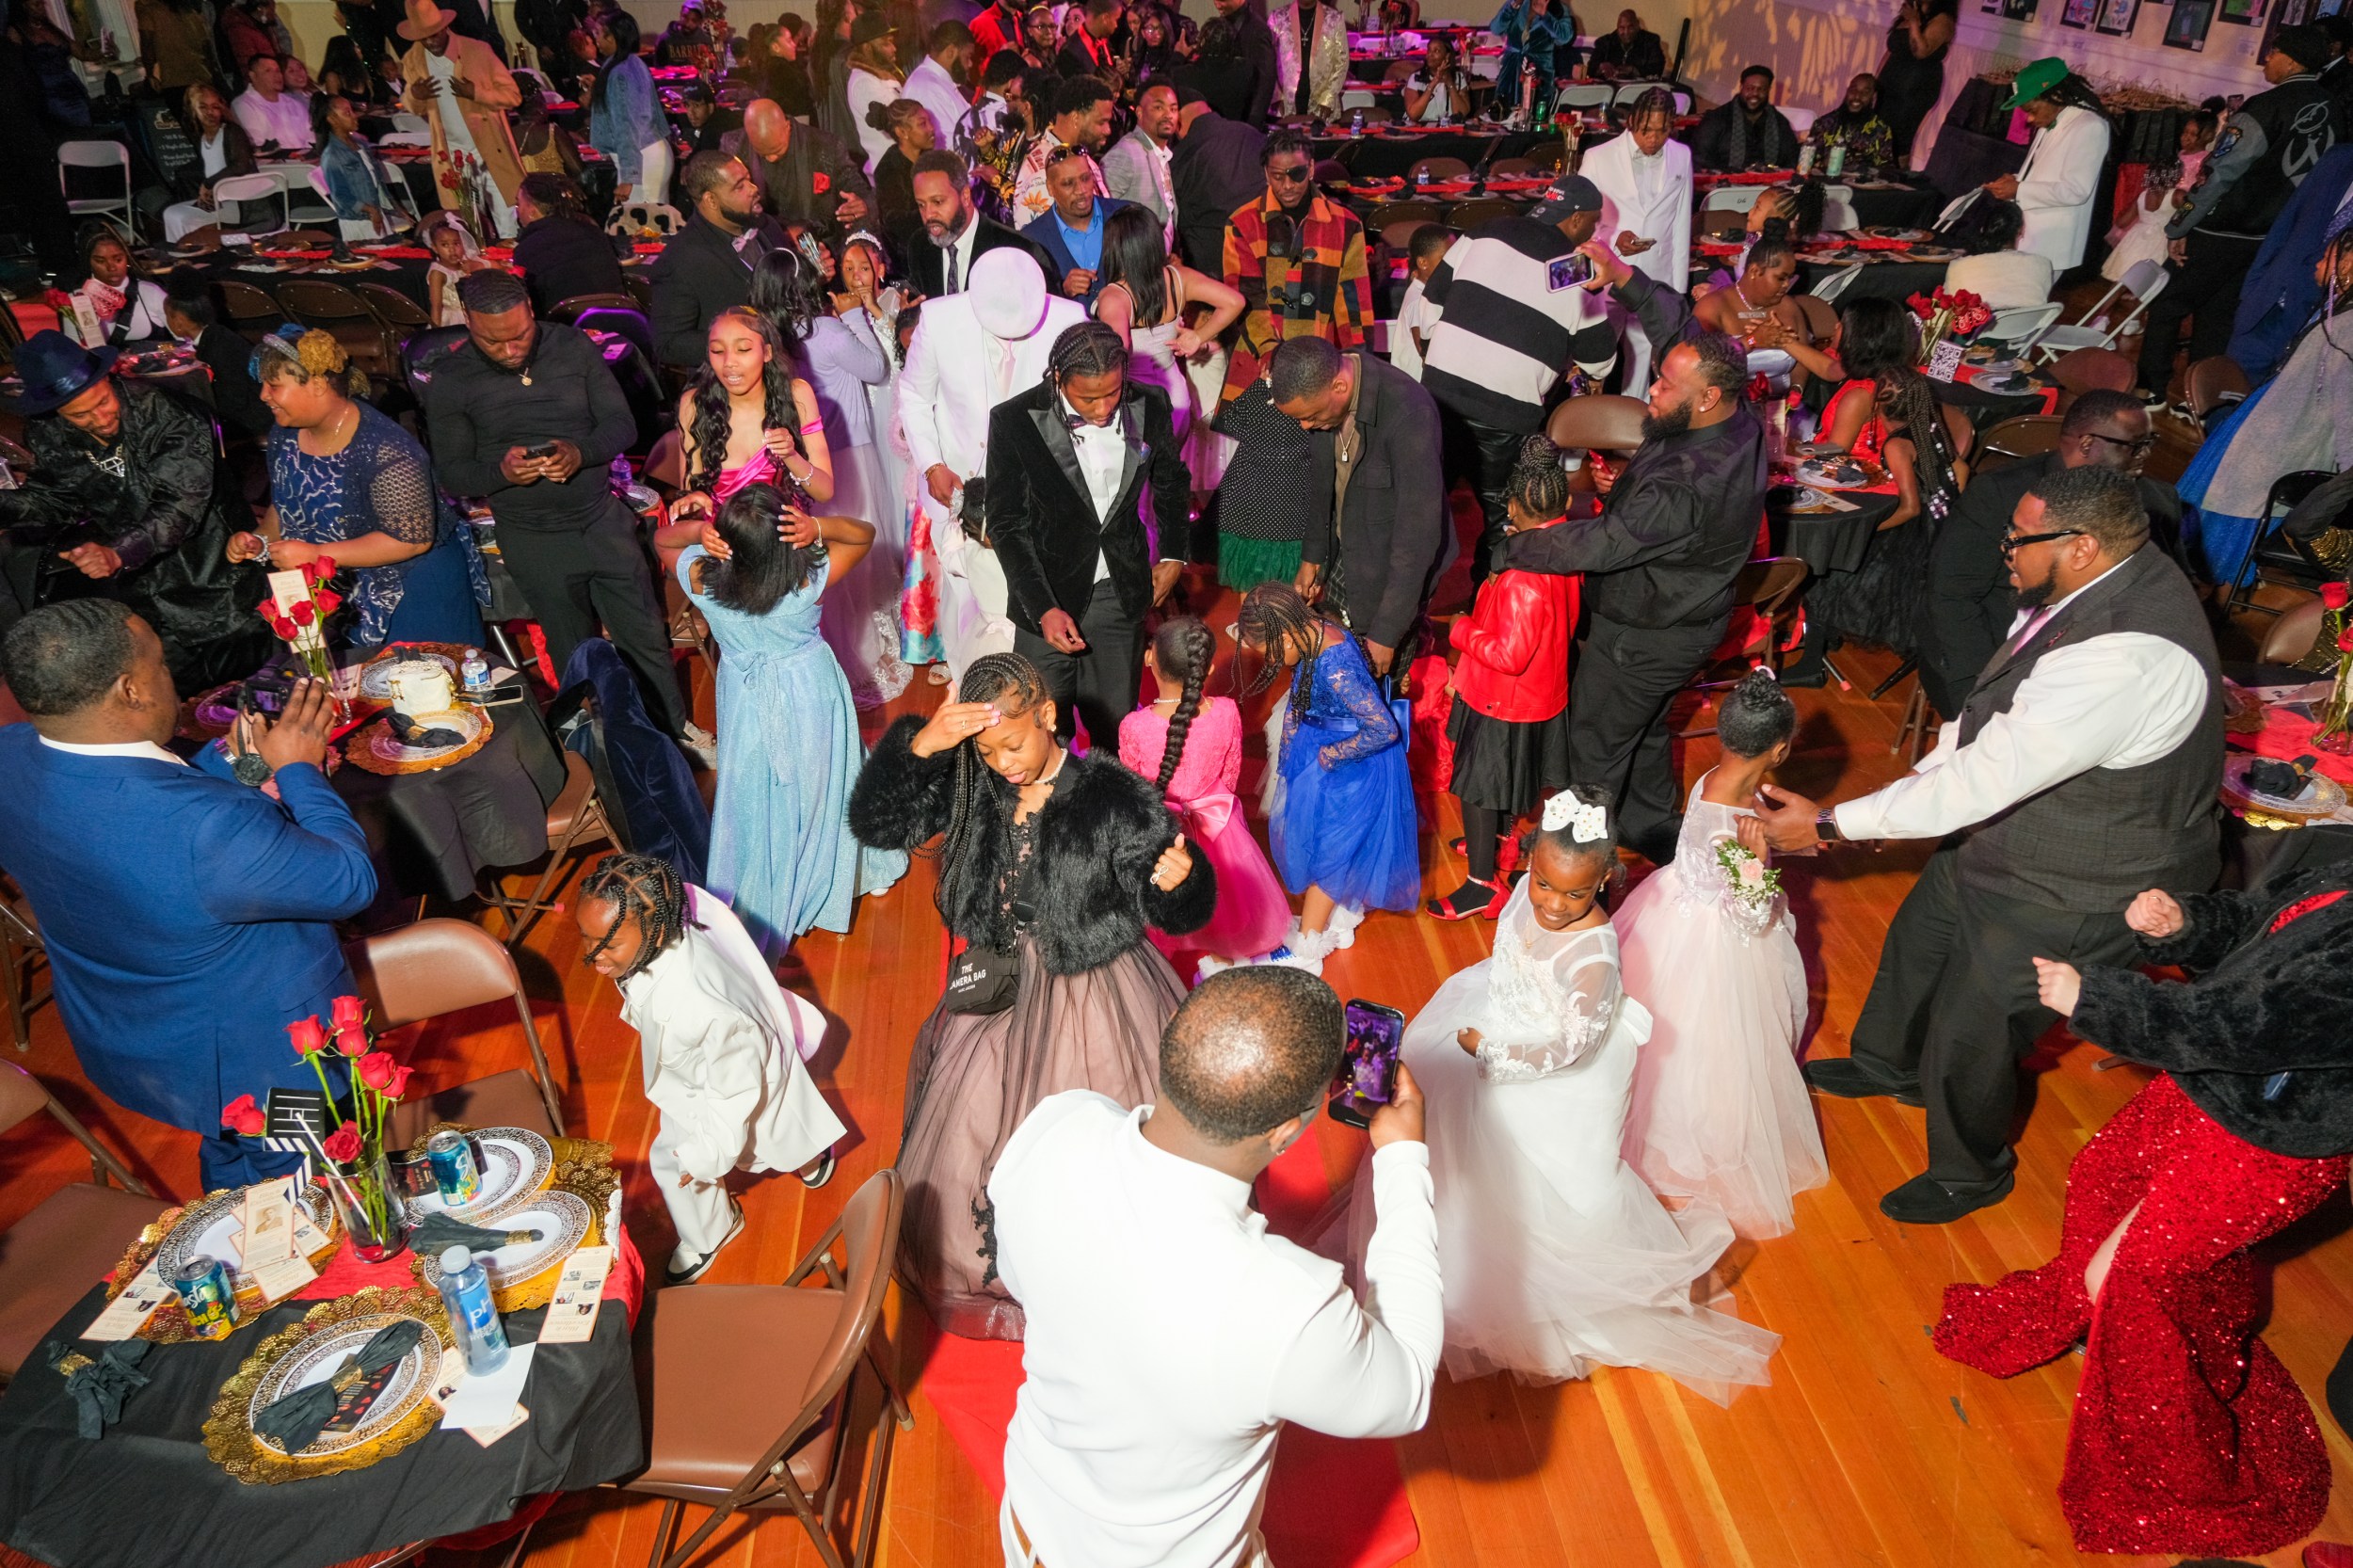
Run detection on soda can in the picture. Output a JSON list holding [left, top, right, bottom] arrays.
[[425, 1129, 482, 1207], [387, 1149, 439, 1203], [173, 1256, 238, 1340]]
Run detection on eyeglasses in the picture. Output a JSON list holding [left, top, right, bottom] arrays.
[[1043, 142, 1091, 168], [2086, 430, 2155, 455], [1999, 528, 2084, 554], [1265, 163, 1313, 184]]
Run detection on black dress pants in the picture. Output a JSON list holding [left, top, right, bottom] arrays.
[[2135, 231, 2264, 399], [1847, 844, 2140, 1187], [1440, 404, 1532, 597], [1013, 577, 1143, 752], [1565, 615, 1722, 865], [496, 497, 689, 737]]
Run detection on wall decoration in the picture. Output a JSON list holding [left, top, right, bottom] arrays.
[[2095, 0, 2141, 31], [2165, 0, 2217, 43], [2219, 0, 2267, 25], [2060, 0, 2100, 25]]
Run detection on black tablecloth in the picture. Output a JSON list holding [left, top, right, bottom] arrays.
[[1936, 374, 2052, 426], [332, 677, 568, 904], [1847, 183, 1945, 231], [1798, 258, 1947, 303], [1769, 488, 1899, 573], [1313, 128, 1565, 180], [0, 1284, 642, 1568]]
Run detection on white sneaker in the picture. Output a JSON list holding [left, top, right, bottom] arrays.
[[1194, 953, 1237, 981], [1324, 904, 1366, 951], [1261, 943, 1324, 976], [678, 721, 718, 769]]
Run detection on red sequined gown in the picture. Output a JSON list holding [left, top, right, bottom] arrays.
[[1933, 1071, 2345, 1556]]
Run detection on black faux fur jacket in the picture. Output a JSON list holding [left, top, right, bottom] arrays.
[[2071, 864, 2353, 1158], [847, 714, 1218, 975]]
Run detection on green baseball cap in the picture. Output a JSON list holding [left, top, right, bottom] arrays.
[[2000, 57, 2069, 108]]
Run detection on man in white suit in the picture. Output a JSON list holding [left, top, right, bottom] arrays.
[[1979, 58, 2111, 274], [1580, 88, 1691, 392], [898, 248, 1088, 680]]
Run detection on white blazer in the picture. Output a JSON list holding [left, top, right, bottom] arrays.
[[897, 289, 1089, 531], [618, 888, 846, 1184], [2013, 104, 2111, 272], [1581, 131, 1692, 293]]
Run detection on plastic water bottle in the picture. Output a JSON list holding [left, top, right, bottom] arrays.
[[437, 1246, 510, 1376], [1416, 166, 1431, 187], [460, 647, 491, 696], [1351, 106, 1367, 136]]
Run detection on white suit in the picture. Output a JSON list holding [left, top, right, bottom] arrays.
[[896, 283, 1087, 681], [619, 888, 846, 1258], [2012, 104, 2111, 271], [1581, 130, 1691, 392]]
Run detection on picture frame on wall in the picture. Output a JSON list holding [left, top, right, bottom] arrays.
[[2061, 0, 2100, 25], [2095, 0, 2140, 32], [2220, 0, 2266, 25], [2000, 0, 2041, 16], [2165, 0, 2217, 44]]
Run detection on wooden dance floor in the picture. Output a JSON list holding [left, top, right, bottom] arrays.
[[7, 600, 2348, 1568]]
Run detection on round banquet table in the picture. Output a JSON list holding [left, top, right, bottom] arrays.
[[1309, 126, 1567, 180], [0, 1198, 644, 1568], [1767, 485, 1900, 574], [1797, 257, 1948, 304]]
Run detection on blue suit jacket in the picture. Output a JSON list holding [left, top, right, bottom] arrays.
[[1021, 198, 1134, 305], [0, 726, 376, 1136], [2229, 144, 2353, 383]]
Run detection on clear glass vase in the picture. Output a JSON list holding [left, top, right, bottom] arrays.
[[332, 1153, 408, 1262]]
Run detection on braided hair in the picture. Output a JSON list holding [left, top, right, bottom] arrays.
[[1235, 581, 1330, 700], [933, 652, 1049, 926], [1507, 434, 1571, 520], [1044, 319, 1130, 388], [1875, 363, 1958, 520], [1148, 616, 1216, 794], [686, 308, 800, 494], [578, 852, 687, 981]]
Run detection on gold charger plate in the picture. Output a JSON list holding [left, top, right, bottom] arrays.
[[108, 1182, 344, 1344], [342, 704, 492, 776], [2222, 753, 2349, 825], [409, 1189, 593, 1313], [204, 1286, 454, 1484]]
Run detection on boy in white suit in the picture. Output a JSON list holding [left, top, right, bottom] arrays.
[[577, 854, 847, 1286], [1580, 88, 1691, 392]]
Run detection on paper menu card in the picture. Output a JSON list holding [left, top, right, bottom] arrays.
[[83, 1256, 173, 1341], [536, 1246, 612, 1344]]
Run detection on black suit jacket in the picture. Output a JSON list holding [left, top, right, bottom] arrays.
[[1171, 110, 1266, 271], [984, 380, 1191, 633], [646, 210, 789, 366], [897, 214, 1050, 297], [1299, 353, 1450, 651]]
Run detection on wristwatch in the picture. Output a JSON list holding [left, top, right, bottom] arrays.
[[1815, 808, 1843, 843]]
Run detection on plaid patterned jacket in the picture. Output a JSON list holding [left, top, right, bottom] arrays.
[[1220, 191, 1373, 401]]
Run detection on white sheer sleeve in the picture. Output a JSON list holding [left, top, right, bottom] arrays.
[[1475, 929, 1624, 1082]]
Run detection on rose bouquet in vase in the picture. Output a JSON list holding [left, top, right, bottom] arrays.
[[221, 997, 415, 1260], [256, 554, 343, 690], [2313, 582, 2353, 755], [1905, 287, 1993, 379]]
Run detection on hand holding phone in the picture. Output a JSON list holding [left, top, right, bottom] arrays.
[[1329, 999, 1406, 1129]]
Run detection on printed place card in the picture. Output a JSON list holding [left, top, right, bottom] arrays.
[[535, 1246, 613, 1345], [84, 1256, 173, 1341]]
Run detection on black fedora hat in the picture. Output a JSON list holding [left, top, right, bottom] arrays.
[[5, 330, 119, 416]]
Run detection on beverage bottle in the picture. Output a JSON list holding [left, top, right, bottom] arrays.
[[460, 648, 491, 696], [1798, 141, 1816, 177], [1825, 141, 1847, 179], [437, 1246, 511, 1376], [1416, 166, 1431, 187]]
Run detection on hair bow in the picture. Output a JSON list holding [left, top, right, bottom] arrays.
[[1540, 795, 1609, 842]]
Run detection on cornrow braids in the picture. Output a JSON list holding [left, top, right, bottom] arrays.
[[1877, 364, 1957, 520], [933, 652, 1049, 927], [1235, 581, 1329, 703], [686, 308, 800, 494], [1044, 319, 1130, 388], [578, 853, 688, 980], [1149, 616, 1217, 794], [1508, 434, 1570, 520]]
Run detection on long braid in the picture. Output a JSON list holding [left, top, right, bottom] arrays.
[[1235, 581, 1329, 702], [1149, 616, 1215, 794], [578, 852, 687, 980], [1880, 364, 1956, 517], [932, 652, 1048, 927]]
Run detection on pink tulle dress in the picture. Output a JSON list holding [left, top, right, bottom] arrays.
[[1118, 696, 1292, 962]]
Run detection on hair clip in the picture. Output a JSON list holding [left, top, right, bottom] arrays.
[[1541, 794, 1609, 842]]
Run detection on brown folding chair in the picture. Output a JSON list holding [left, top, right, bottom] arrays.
[[348, 919, 568, 1140], [474, 752, 617, 951], [1368, 198, 1448, 230], [1488, 155, 1538, 177], [1675, 557, 1808, 736], [276, 278, 396, 380], [1545, 392, 1647, 453], [1405, 154, 1470, 184], [1446, 197, 1516, 229], [2261, 593, 2326, 665], [353, 280, 432, 344], [216, 277, 286, 343], [1970, 412, 2063, 474], [627, 1169, 911, 1568], [0, 879, 47, 1051], [548, 291, 645, 324], [0, 1061, 168, 1380], [2046, 345, 2134, 402], [2185, 354, 2251, 436]]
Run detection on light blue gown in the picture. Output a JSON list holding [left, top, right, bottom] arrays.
[[680, 545, 906, 952]]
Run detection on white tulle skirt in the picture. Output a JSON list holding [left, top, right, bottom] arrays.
[[819, 438, 912, 709], [1352, 960, 1780, 1402], [1615, 875, 1827, 1240]]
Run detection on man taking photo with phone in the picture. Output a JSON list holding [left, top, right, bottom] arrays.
[[987, 966, 1440, 1568]]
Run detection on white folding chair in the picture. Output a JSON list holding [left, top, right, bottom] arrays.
[[1984, 300, 2064, 354], [1818, 190, 1859, 230], [212, 171, 291, 235], [1808, 262, 1865, 304], [1782, 105, 1817, 135], [58, 141, 136, 238], [2030, 258, 2168, 361], [1555, 81, 1616, 110], [387, 111, 430, 136], [1702, 185, 1759, 212]]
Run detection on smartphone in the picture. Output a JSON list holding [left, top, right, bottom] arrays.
[[522, 440, 560, 460], [1546, 251, 1593, 291], [1329, 1000, 1406, 1129]]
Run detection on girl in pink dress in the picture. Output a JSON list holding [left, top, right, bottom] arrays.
[[670, 307, 834, 526], [1117, 617, 1292, 968]]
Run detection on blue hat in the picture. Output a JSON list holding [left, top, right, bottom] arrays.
[[5, 329, 118, 416]]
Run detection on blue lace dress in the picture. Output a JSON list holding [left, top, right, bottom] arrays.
[[1270, 629, 1419, 912], [680, 545, 907, 952], [266, 403, 483, 648]]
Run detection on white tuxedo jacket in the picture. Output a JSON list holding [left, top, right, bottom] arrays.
[[1582, 131, 1692, 293], [2013, 104, 2111, 271]]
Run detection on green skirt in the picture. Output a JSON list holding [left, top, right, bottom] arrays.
[[1218, 536, 1304, 592]]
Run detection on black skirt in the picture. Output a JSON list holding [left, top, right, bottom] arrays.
[[1446, 699, 1575, 816]]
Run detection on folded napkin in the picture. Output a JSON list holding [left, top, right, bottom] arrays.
[[2249, 755, 2319, 800], [408, 1213, 546, 1256], [49, 1339, 152, 1439], [252, 1318, 424, 1453], [385, 711, 465, 749]]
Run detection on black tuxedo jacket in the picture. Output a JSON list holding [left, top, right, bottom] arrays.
[[647, 210, 788, 366], [984, 380, 1191, 634], [898, 215, 1051, 298]]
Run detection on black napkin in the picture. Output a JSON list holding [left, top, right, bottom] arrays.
[[48, 1339, 152, 1439], [251, 1318, 424, 1453], [385, 710, 465, 748], [2248, 755, 2317, 801], [408, 1213, 546, 1256]]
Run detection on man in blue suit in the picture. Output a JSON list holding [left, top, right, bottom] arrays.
[[2228, 141, 2353, 383], [0, 600, 376, 1190], [1021, 148, 1132, 305]]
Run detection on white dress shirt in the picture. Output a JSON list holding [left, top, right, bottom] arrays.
[[991, 1093, 1442, 1568], [902, 56, 971, 151], [38, 737, 186, 766], [1834, 554, 2209, 841], [232, 86, 312, 152], [1064, 393, 1126, 583], [935, 211, 981, 294], [421, 51, 477, 153], [846, 67, 899, 174], [200, 129, 231, 178]]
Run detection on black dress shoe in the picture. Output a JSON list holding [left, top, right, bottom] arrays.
[[1878, 1169, 2015, 1224], [1802, 1056, 1925, 1107]]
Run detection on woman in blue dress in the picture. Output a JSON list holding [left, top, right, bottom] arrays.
[[679, 481, 907, 953], [226, 328, 483, 648]]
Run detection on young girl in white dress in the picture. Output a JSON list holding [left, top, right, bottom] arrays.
[[1352, 790, 1779, 1400], [1616, 670, 1826, 1239]]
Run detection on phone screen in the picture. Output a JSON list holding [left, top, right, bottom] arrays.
[[1330, 1000, 1405, 1128], [1547, 251, 1593, 291]]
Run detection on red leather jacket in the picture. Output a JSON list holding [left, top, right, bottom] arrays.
[[1449, 520, 1578, 723]]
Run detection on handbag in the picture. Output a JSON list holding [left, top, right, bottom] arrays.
[[942, 939, 1019, 1015]]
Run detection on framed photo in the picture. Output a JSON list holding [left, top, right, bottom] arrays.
[[2095, 0, 2140, 31], [2061, 0, 2100, 25], [2220, 0, 2266, 25], [2166, 0, 2217, 45], [1999, 0, 2041, 15]]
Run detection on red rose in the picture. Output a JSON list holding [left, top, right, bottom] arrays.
[[220, 1094, 265, 1137], [357, 1049, 398, 1091], [331, 995, 365, 1032], [335, 1022, 369, 1057], [2337, 624, 2353, 655], [312, 555, 337, 581], [321, 1120, 362, 1163], [290, 600, 316, 627], [381, 1064, 412, 1098], [288, 1015, 328, 1056], [812, 171, 830, 194], [314, 589, 343, 616], [2325, 582, 2350, 610]]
